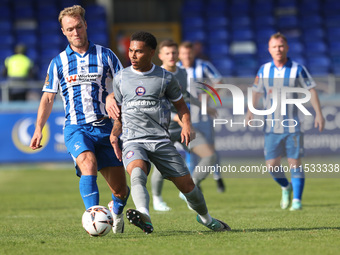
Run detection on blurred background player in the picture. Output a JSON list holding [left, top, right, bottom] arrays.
[[246, 32, 325, 211], [178, 41, 225, 193], [2, 44, 35, 101], [151, 39, 201, 211], [29, 5, 129, 233], [106, 31, 231, 233]]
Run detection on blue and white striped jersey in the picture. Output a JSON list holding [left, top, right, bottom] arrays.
[[43, 41, 123, 126], [177, 58, 221, 97], [177, 58, 221, 124], [253, 58, 316, 133]]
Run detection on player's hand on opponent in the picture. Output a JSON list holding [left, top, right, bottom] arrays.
[[105, 94, 120, 120], [30, 131, 43, 150], [315, 113, 325, 132], [110, 135, 122, 161]]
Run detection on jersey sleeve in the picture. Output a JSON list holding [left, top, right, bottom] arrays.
[[252, 66, 265, 93], [42, 58, 59, 93], [107, 49, 123, 77], [297, 65, 317, 89], [112, 71, 123, 105], [166, 73, 183, 102]]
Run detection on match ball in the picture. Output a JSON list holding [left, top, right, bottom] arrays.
[[82, 205, 113, 236]]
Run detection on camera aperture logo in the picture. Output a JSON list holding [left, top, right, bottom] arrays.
[[197, 82, 222, 107]]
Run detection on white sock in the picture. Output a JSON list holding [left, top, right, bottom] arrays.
[[153, 195, 164, 204], [198, 213, 212, 225], [282, 183, 291, 190], [137, 207, 150, 217]]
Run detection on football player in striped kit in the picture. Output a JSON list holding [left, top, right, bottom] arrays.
[[30, 5, 129, 233], [246, 32, 325, 211]]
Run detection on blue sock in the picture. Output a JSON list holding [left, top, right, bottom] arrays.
[[269, 166, 289, 188], [79, 175, 99, 209], [291, 168, 305, 200], [111, 186, 130, 215]]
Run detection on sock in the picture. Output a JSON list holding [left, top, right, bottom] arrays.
[[183, 185, 208, 215], [269, 166, 289, 188], [192, 154, 217, 186], [151, 167, 163, 198], [291, 167, 305, 200], [198, 213, 213, 225], [79, 175, 99, 210], [131, 167, 150, 214], [111, 186, 130, 215]]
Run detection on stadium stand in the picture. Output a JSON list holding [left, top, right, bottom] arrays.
[[181, 0, 340, 77], [0, 0, 110, 82]]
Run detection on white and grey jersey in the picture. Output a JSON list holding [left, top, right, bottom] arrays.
[[113, 64, 183, 143]]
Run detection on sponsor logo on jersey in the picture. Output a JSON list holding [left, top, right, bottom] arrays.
[[136, 86, 146, 96], [126, 100, 156, 107], [126, 151, 134, 159]]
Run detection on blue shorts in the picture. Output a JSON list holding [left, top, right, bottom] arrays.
[[264, 132, 304, 161], [64, 118, 123, 176]]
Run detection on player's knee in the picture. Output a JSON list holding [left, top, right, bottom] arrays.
[[131, 167, 148, 187], [203, 153, 217, 165]]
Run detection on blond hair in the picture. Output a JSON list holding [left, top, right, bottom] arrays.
[[58, 5, 86, 27], [269, 32, 288, 43]]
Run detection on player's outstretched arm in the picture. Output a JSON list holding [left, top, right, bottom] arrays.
[[173, 98, 195, 146], [309, 88, 325, 132], [105, 93, 120, 120], [30, 92, 55, 150], [110, 113, 123, 161]]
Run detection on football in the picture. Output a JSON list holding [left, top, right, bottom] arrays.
[[82, 205, 113, 236]]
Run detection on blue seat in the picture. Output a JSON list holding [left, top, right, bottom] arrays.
[[211, 58, 234, 76], [233, 55, 258, 77], [88, 32, 109, 47], [291, 55, 306, 66], [299, 0, 320, 13], [85, 4, 106, 17], [182, 0, 205, 14], [230, 1, 250, 15], [325, 15, 340, 27], [330, 55, 340, 75], [256, 28, 276, 43], [0, 34, 14, 48], [16, 34, 37, 47], [305, 41, 327, 55], [87, 19, 107, 33], [0, 20, 12, 32], [300, 14, 323, 28], [206, 43, 229, 59], [182, 30, 206, 42], [323, 0, 340, 15], [277, 0, 296, 8], [207, 29, 229, 41], [206, 0, 228, 14], [329, 42, 340, 55], [39, 34, 64, 49], [306, 55, 331, 75], [277, 15, 298, 30], [232, 28, 254, 41], [254, 16, 275, 28], [182, 16, 205, 30], [327, 27, 340, 39], [0, 6, 11, 21], [60, 0, 81, 9], [0, 49, 14, 62], [14, 4, 35, 20], [303, 28, 325, 40], [253, 1, 273, 15], [38, 20, 60, 34], [231, 16, 251, 29], [206, 16, 229, 28]]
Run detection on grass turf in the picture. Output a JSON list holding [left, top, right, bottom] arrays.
[[0, 161, 339, 255]]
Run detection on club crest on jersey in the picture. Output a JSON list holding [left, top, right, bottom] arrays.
[[126, 151, 134, 159], [135, 86, 146, 96]]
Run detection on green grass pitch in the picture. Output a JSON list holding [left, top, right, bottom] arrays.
[[0, 159, 339, 255]]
